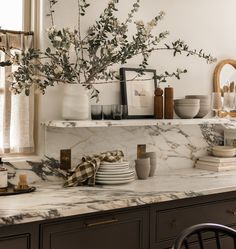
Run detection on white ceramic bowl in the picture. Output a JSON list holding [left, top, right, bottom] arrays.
[[212, 146, 236, 157], [185, 95, 210, 118], [174, 104, 200, 119], [186, 95, 210, 100], [196, 105, 210, 118], [174, 99, 200, 105]]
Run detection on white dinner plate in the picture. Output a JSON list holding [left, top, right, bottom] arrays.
[[101, 161, 129, 166], [100, 165, 130, 169], [100, 164, 129, 169], [98, 168, 131, 172], [96, 171, 135, 176], [96, 178, 135, 185], [96, 173, 135, 180], [97, 169, 134, 174], [99, 166, 130, 170], [96, 176, 135, 181]]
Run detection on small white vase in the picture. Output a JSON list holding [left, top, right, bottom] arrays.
[[62, 84, 90, 120]]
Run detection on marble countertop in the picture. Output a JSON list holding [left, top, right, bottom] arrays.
[[2, 168, 236, 227]]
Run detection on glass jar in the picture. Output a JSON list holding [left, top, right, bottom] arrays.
[[224, 129, 236, 147]]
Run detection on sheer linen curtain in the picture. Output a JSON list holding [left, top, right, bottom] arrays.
[[0, 32, 34, 154]]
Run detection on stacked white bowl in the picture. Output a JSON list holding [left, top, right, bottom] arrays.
[[212, 146, 236, 157], [185, 95, 211, 118], [174, 99, 200, 119]]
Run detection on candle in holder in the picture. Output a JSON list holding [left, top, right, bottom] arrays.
[[212, 92, 222, 118], [17, 174, 29, 190], [0, 158, 8, 191]]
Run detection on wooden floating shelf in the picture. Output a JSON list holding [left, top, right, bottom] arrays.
[[41, 118, 233, 128]]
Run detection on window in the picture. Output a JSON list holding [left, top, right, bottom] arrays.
[[0, 0, 34, 155], [0, 0, 32, 31], [0, 0, 24, 30]]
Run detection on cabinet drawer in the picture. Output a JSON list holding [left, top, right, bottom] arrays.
[[153, 199, 236, 243], [41, 208, 149, 249], [0, 234, 30, 249]]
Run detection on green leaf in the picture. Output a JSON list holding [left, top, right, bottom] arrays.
[[46, 47, 51, 53], [25, 88, 30, 96]]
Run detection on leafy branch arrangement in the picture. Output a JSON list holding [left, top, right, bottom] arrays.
[[4, 0, 216, 100]]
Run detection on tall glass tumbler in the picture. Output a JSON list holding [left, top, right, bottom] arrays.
[[91, 105, 103, 120], [112, 105, 123, 120], [102, 105, 112, 120], [223, 92, 235, 117]]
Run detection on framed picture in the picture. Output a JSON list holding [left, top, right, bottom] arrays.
[[120, 67, 157, 119]]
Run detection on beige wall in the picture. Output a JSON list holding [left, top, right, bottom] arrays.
[[37, 0, 236, 155]]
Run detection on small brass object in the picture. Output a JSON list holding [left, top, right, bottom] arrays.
[[137, 144, 146, 159], [60, 149, 71, 170], [17, 174, 29, 190]]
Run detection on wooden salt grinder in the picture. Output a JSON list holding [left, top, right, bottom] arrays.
[[164, 86, 174, 119], [154, 87, 163, 119]]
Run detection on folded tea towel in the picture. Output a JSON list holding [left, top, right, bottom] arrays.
[[64, 150, 124, 187]]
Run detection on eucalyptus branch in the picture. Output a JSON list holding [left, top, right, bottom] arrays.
[[77, 0, 86, 83], [155, 68, 188, 85], [159, 40, 217, 64], [0, 60, 12, 67], [20, 70, 188, 86], [77, 0, 82, 83], [47, 0, 58, 26], [124, 0, 140, 25], [4, 0, 216, 100]]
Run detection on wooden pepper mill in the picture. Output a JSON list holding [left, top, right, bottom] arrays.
[[154, 87, 163, 119], [164, 86, 174, 119]]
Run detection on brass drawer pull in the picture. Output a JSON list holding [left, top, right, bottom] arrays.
[[227, 209, 236, 216], [85, 219, 118, 227]]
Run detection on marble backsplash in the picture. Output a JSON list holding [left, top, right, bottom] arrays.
[[43, 123, 227, 172]]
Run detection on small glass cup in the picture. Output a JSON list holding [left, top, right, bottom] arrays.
[[223, 92, 235, 117], [112, 104, 123, 120], [102, 105, 112, 120], [91, 105, 103, 120], [122, 105, 128, 119]]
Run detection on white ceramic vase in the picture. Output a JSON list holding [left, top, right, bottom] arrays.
[[62, 84, 90, 120]]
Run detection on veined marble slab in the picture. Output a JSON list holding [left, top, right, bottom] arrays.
[[42, 118, 233, 128], [44, 123, 225, 169], [2, 121, 236, 226], [1, 168, 236, 226]]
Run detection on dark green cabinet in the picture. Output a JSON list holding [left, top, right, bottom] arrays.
[[0, 234, 30, 249], [150, 191, 236, 249], [1, 190, 236, 249], [41, 208, 149, 249], [0, 223, 38, 249]]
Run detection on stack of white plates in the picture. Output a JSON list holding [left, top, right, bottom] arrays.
[[96, 161, 135, 185]]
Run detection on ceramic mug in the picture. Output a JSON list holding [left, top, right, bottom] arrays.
[[135, 158, 150, 180], [142, 152, 157, 177]]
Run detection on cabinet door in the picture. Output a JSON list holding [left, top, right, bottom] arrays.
[[0, 234, 30, 249], [42, 208, 149, 249], [171, 236, 235, 249], [150, 198, 236, 248]]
